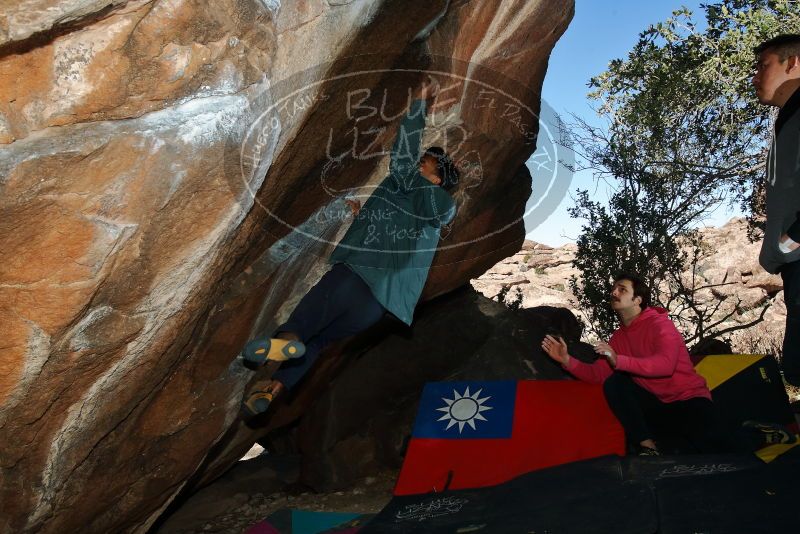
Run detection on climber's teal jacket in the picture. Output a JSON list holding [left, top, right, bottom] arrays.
[[328, 99, 456, 325]]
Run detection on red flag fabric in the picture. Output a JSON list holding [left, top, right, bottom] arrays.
[[394, 380, 625, 495]]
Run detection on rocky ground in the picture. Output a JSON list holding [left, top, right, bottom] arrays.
[[154, 446, 397, 533]]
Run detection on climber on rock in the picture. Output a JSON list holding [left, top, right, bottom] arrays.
[[240, 82, 458, 416]]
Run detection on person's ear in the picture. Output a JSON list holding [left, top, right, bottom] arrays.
[[787, 55, 800, 74], [433, 176, 442, 185], [633, 294, 642, 307]]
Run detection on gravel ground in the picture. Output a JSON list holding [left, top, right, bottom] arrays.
[[155, 448, 397, 534], [192, 473, 395, 533]]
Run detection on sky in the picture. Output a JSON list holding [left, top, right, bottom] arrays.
[[524, 0, 743, 246]]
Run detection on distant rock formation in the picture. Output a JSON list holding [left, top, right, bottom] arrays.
[[471, 218, 786, 354]]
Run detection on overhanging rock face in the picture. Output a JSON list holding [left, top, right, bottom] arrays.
[[0, 1, 574, 532]]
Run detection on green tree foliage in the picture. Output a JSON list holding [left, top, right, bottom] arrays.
[[496, 285, 524, 311], [571, 0, 800, 341]]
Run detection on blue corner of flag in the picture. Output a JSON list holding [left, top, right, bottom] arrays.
[[412, 380, 517, 439]]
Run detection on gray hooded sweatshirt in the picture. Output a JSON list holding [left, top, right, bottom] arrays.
[[759, 87, 800, 274]]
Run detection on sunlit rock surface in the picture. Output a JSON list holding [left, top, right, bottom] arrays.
[[0, 0, 573, 531]]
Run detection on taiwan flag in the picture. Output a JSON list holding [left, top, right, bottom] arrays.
[[394, 380, 625, 495]]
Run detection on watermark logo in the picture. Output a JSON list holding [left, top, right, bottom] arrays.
[[227, 56, 573, 261], [394, 496, 469, 522]]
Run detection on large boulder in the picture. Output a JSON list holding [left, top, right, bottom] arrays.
[[0, 1, 574, 532], [291, 287, 579, 491]]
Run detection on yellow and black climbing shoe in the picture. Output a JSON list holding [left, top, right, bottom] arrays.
[[742, 420, 798, 445], [242, 381, 282, 417], [240, 337, 305, 369]]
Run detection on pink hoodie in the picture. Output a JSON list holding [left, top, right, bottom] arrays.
[[564, 307, 711, 403]]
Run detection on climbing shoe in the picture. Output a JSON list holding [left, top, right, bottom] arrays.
[[742, 420, 797, 445], [242, 380, 283, 417], [241, 337, 305, 369], [636, 445, 661, 457]]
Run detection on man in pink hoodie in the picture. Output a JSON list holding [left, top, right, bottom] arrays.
[[542, 273, 727, 456]]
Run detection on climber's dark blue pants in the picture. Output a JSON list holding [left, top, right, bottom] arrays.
[[272, 263, 385, 391]]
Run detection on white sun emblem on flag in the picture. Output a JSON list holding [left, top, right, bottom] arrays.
[[436, 387, 493, 433]]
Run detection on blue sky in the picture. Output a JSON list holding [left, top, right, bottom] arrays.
[[525, 0, 742, 246]]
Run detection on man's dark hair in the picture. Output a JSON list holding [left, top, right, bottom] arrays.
[[613, 272, 651, 309], [754, 34, 800, 61], [423, 146, 459, 191]]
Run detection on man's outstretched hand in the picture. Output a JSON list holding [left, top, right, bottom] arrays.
[[542, 335, 570, 366]]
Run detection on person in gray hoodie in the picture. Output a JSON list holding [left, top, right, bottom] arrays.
[[752, 34, 800, 386]]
